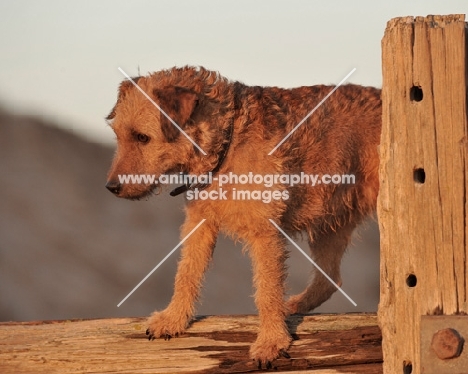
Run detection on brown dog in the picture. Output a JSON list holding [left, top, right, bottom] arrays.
[[105, 66, 381, 366]]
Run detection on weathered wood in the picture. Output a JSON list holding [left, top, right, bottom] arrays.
[[378, 14, 468, 374], [0, 314, 381, 373]]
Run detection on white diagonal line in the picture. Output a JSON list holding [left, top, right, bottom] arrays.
[[268, 68, 356, 155], [269, 219, 357, 307], [117, 219, 206, 307], [118, 67, 207, 155]]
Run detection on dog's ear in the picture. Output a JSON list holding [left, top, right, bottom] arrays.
[[153, 86, 199, 143], [106, 77, 141, 120]]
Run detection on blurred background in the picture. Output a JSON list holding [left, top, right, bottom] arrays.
[[0, 0, 465, 321]]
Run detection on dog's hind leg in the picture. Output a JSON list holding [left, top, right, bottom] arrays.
[[286, 223, 355, 314]]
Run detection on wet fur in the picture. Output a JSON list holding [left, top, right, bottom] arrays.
[[106, 66, 381, 365]]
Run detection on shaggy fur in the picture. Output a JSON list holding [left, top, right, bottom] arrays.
[[105, 66, 381, 366]]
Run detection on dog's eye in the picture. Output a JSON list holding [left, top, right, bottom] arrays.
[[136, 133, 150, 144]]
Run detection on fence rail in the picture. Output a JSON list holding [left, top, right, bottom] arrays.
[[0, 314, 381, 373]]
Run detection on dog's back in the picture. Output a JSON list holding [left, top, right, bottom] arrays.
[[225, 81, 381, 235]]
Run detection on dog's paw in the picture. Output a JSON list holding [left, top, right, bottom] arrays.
[[249, 332, 292, 369], [285, 294, 303, 315], [145, 310, 189, 341]]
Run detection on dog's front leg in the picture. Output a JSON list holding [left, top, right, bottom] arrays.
[[146, 213, 217, 340], [247, 231, 292, 367]]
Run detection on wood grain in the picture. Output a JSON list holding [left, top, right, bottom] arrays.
[[378, 14, 468, 374], [0, 314, 382, 373]]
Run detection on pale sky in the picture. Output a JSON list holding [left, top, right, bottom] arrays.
[[0, 0, 466, 143]]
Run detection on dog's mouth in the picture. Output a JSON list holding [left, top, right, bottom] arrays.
[[124, 183, 163, 201], [108, 166, 190, 200], [107, 180, 163, 201]]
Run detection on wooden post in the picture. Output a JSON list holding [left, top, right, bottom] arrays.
[[378, 14, 468, 374]]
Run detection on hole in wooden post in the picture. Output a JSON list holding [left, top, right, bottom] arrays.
[[403, 361, 413, 374], [413, 168, 426, 184], [410, 86, 423, 101], [406, 274, 417, 287]]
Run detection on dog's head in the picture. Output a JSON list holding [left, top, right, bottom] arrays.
[[105, 68, 231, 200]]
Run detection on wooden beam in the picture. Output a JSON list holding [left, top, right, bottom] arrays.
[[0, 314, 381, 373], [378, 14, 468, 374]]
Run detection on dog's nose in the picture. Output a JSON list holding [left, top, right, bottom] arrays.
[[106, 180, 121, 195]]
